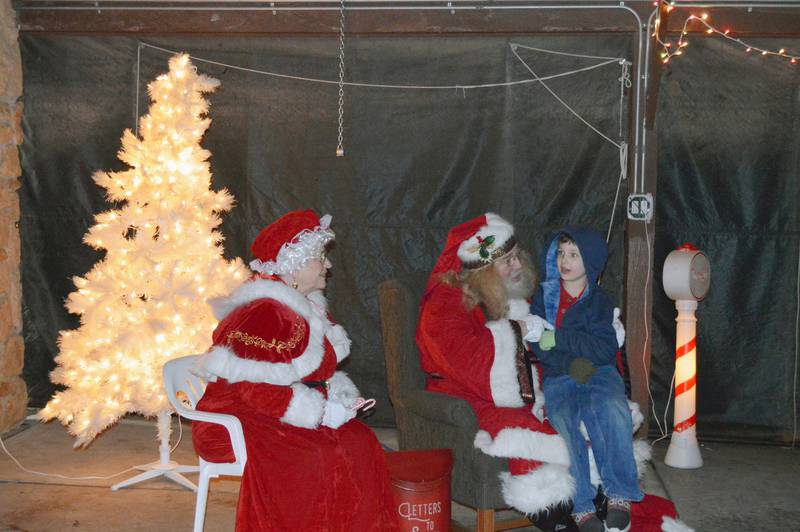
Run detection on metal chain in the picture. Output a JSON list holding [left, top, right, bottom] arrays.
[[335, 0, 346, 157]]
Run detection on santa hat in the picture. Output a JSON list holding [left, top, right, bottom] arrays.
[[457, 213, 516, 270], [249, 209, 334, 276], [422, 213, 516, 301]]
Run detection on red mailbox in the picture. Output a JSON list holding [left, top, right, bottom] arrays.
[[385, 449, 453, 532]]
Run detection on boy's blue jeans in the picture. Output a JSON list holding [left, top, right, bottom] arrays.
[[543, 365, 644, 514]]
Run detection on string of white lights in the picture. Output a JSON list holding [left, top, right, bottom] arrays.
[[138, 41, 625, 91]]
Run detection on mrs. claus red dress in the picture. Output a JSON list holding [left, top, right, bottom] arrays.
[[191, 277, 398, 531]]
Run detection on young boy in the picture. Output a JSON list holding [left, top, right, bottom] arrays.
[[527, 227, 643, 532]]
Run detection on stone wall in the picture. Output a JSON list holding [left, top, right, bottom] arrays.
[[0, 0, 27, 433]]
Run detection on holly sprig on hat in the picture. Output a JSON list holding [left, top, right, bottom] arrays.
[[477, 235, 495, 261]]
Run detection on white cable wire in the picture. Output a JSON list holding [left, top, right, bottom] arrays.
[[605, 142, 628, 245], [0, 414, 185, 482], [510, 43, 622, 149], [135, 42, 142, 137], [642, 219, 669, 440], [794, 242, 799, 447], [0, 434, 137, 481], [512, 43, 629, 63], [170, 413, 183, 452], [138, 41, 623, 91]]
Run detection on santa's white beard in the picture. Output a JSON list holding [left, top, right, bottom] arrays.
[[505, 273, 534, 300]]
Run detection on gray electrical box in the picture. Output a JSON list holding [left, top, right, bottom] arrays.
[[627, 193, 653, 222]]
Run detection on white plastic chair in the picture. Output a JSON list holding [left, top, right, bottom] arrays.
[[163, 355, 248, 532]]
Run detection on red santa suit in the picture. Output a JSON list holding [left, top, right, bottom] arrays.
[[191, 210, 398, 531], [416, 214, 575, 516], [417, 214, 654, 524]]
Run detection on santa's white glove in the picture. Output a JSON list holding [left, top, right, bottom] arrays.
[[322, 400, 356, 429], [521, 314, 553, 343], [613, 307, 625, 348], [532, 401, 545, 422]]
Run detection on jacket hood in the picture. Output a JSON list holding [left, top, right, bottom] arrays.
[[540, 226, 608, 324]]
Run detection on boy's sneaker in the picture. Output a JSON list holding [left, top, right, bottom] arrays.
[[573, 511, 604, 532], [604, 498, 631, 532]]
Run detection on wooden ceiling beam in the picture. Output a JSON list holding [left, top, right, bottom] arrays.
[[14, 2, 654, 34]]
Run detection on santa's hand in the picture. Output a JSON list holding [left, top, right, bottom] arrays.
[[521, 314, 547, 342], [532, 402, 545, 422], [613, 307, 625, 348], [322, 400, 356, 429]]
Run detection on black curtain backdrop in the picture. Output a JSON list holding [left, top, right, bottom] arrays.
[[653, 37, 800, 444], [17, 33, 799, 443]]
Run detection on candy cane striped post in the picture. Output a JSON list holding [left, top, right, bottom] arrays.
[[664, 299, 703, 469]]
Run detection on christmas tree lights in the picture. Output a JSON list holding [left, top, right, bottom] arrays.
[[39, 53, 248, 448]]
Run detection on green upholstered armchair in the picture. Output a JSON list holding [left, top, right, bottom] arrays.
[[378, 277, 532, 532]]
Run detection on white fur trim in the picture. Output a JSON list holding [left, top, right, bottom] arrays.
[[486, 319, 524, 408], [211, 278, 313, 321], [662, 517, 695, 532], [474, 428, 570, 465], [305, 290, 351, 361], [629, 400, 644, 433], [507, 299, 529, 320], [633, 438, 652, 479], [457, 212, 515, 265], [305, 289, 329, 313], [326, 324, 351, 362], [203, 279, 349, 383], [194, 345, 301, 385], [499, 464, 575, 515], [327, 371, 360, 409], [280, 383, 325, 429], [249, 215, 334, 276], [530, 363, 545, 418]]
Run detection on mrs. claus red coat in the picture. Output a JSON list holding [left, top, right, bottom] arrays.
[[192, 277, 398, 531]]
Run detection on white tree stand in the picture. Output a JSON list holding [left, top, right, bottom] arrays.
[[111, 411, 199, 491]]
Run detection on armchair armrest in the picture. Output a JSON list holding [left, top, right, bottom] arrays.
[[403, 390, 479, 430]]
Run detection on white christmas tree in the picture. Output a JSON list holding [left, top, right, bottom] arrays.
[[39, 54, 248, 453]]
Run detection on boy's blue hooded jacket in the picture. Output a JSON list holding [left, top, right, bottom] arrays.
[[529, 227, 618, 380]]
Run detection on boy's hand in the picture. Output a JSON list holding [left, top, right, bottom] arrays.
[[539, 330, 556, 351], [568, 357, 596, 384]]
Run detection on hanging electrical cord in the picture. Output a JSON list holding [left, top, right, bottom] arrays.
[[335, 0, 347, 157], [135, 41, 142, 138], [794, 243, 799, 447], [618, 61, 631, 138]]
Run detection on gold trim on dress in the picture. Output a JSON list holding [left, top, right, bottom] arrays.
[[226, 317, 304, 354]]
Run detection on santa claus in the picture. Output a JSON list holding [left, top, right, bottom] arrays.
[[416, 213, 649, 530], [191, 209, 398, 531]]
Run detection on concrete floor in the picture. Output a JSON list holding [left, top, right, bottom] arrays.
[[0, 416, 797, 531]]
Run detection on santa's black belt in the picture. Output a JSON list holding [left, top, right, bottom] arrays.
[[303, 380, 329, 389]]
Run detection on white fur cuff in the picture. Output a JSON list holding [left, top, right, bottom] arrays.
[[280, 383, 326, 429], [474, 428, 570, 465]]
